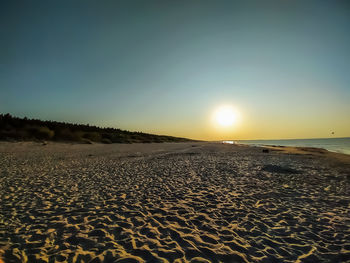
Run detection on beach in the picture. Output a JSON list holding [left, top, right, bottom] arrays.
[[0, 141, 349, 262]]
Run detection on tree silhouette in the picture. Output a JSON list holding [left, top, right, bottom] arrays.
[[0, 113, 193, 143]]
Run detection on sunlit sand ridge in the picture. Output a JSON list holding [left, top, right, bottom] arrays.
[[0, 142, 349, 262]]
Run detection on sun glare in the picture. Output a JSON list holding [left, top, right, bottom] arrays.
[[214, 106, 238, 127]]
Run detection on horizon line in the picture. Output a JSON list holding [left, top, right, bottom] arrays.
[[2, 113, 349, 142]]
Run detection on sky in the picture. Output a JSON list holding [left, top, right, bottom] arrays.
[[1, 0, 350, 140]]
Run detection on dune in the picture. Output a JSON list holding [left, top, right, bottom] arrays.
[[0, 141, 349, 262]]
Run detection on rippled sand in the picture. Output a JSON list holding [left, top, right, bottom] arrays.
[[0, 142, 349, 262]]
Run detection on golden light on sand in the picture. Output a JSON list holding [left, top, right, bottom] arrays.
[[214, 105, 238, 127]]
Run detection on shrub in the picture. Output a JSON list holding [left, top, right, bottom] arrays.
[[54, 128, 82, 141], [80, 138, 93, 144], [101, 133, 113, 140], [83, 132, 101, 142], [101, 138, 112, 144], [35, 126, 55, 139], [25, 126, 54, 140]]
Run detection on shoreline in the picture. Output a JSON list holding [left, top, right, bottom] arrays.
[[233, 142, 350, 164], [227, 140, 350, 157], [233, 137, 350, 156]]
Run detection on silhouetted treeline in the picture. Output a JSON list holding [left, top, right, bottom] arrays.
[[0, 113, 194, 144]]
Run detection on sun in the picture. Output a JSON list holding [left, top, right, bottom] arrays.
[[214, 105, 238, 127]]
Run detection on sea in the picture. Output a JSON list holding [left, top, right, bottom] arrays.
[[233, 137, 350, 155]]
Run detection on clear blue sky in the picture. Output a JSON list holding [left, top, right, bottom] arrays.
[[1, 0, 349, 139]]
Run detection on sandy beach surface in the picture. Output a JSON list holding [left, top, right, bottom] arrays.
[[0, 141, 349, 263]]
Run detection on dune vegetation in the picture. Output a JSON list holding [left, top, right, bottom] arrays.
[[0, 113, 194, 144]]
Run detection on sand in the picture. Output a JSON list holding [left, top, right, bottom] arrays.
[[0, 141, 349, 262]]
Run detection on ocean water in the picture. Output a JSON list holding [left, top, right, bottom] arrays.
[[235, 137, 350, 155]]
